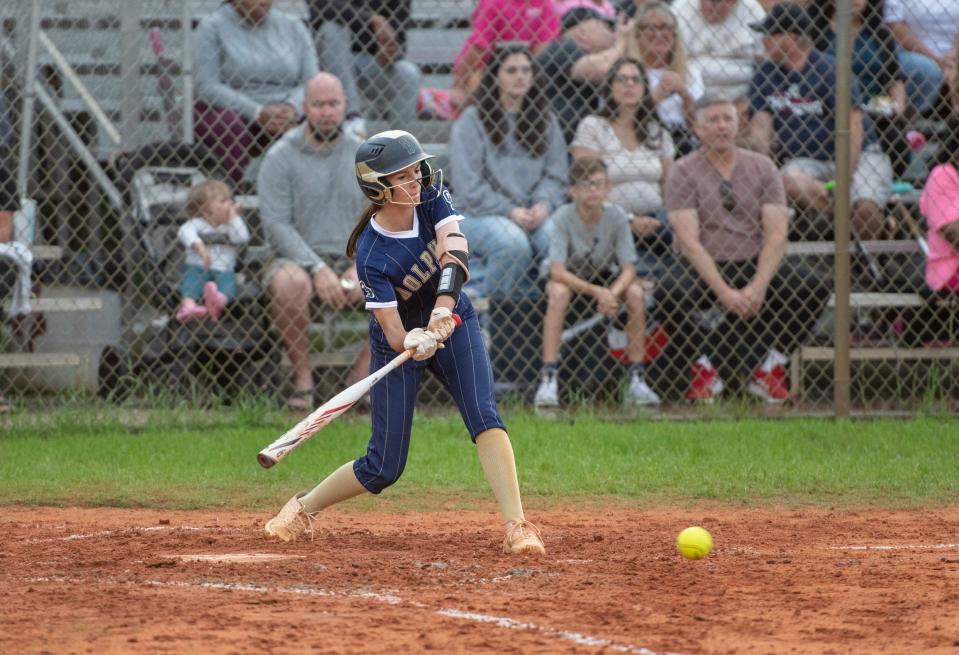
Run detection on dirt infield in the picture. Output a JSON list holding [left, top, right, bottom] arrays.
[[2, 505, 958, 654]]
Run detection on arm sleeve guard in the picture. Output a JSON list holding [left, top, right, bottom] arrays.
[[436, 261, 467, 302]]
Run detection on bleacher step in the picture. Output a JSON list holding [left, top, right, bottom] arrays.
[[0, 353, 81, 368], [3, 297, 103, 314]]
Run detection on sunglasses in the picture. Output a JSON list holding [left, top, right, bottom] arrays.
[[720, 179, 736, 213]]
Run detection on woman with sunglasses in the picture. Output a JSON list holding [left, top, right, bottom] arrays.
[[571, 57, 674, 279], [264, 129, 546, 556], [626, 1, 704, 155]]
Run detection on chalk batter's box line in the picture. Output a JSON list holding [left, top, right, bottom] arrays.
[[23, 575, 678, 655], [830, 543, 959, 551]]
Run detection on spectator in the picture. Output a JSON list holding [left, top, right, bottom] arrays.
[[175, 180, 250, 323], [0, 85, 21, 412], [571, 57, 674, 277], [536, 7, 624, 142], [0, 99, 14, 413], [626, 1, 704, 155], [194, 0, 320, 183], [449, 44, 568, 301], [884, 0, 959, 115], [258, 73, 369, 411], [554, 0, 618, 21], [747, 3, 893, 241], [918, 120, 959, 297], [672, 0, 765, 100], [451, 0, 561, 111], [308, 0, 422, 127], [809, 0, 909, 177], [534, 157, 660, 408], [657, 94, 830, 403]]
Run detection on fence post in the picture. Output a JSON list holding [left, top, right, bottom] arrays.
[[833, 0, 852, 417]]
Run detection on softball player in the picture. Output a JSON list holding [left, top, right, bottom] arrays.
[[265, 130, 545, 555]]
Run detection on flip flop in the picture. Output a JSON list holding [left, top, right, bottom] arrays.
[[287, 388, 313, 412], [175, 302, 208, 322]]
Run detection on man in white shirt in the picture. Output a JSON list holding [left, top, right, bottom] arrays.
[[673, 0, 765, 100]]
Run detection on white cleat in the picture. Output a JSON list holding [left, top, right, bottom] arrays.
[[626, 373, 661, 406], [264, 492, 317, 542]]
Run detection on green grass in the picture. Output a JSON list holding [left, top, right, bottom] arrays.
[[1, 408, 958, 510]]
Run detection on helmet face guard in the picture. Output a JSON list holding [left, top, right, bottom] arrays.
[[355, 130, 440, 206]]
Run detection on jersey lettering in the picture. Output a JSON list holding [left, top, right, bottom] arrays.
[[359, 280, 375, 300]]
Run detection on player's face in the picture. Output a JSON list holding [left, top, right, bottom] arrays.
[[570, 172, 609, 211], [610, 63, 646, 110], [497, 53, 533, 103], [384, 163, 423, 206]]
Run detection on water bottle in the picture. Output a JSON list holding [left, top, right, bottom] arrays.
[[12, 198, 36, 244]]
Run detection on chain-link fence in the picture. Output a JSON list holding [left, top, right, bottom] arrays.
[[0, 0, 957, 415]]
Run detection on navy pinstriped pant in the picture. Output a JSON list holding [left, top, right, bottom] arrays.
[[353, 301, 506, 494]]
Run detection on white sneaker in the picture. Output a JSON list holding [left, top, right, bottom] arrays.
[[626, 373, 661, 405], [534, 371, 559, 407]]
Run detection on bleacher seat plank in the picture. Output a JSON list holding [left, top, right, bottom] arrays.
[[830, 292, 923, 308], [30, 245, 63, 260], [799, 346, 959, 362], [0, 353, 81, 368], [786, 240, 920, 256], [790, 346, 959, 394], [3, 297, 103, 314]]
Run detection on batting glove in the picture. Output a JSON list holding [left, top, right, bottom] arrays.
[[404, 328, 442, 361], [427, 307, 456, 342]]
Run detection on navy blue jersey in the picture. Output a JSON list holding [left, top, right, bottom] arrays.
[[748, 49, 876, 161], [355, 184, 470, 329]]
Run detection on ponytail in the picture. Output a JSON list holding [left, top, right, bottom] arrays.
[[346, 204, 377, 258]]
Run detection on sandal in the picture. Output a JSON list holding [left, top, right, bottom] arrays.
[[287, 388, 314, 412]]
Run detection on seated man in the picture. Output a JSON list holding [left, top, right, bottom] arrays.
[[258, 73, 370, 410], [657, 94, 830, 403], [308, 0, 422, 127], [746, 3, 893, 241], [885, 0, 958, 115], [673, 0, 765, 100], [534, 157, 660, 407]]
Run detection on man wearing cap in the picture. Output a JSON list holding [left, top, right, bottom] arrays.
[[746, 3, 893, 241], [536, 7, 624, 142]]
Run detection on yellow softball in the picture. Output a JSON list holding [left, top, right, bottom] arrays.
[[676, 526, 713, 560]]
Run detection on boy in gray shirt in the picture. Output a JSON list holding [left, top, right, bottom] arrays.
[[534, 158, 661, 408]]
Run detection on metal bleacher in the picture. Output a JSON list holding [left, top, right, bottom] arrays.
[[0, 0, 470, 158]]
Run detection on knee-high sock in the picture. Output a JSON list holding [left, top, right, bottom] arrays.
[[300, 461, 368, 514], [476, 428, 525, 524]]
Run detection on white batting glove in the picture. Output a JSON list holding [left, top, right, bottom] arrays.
[[427, 307, 456, 342], [403, 328, 442, 361]]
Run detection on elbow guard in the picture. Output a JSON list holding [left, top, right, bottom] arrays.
[[438, 231, 470, 282], [436, 261, 467, 302]]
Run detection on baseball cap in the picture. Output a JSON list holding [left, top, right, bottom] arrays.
[[561, 7, 614, 33], [749, 3, 812, 36]]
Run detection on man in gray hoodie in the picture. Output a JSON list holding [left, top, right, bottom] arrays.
[[258, 73, 370, 410]]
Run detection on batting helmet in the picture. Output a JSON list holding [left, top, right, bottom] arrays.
[[354, 130, 438, 205]]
